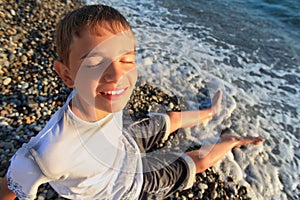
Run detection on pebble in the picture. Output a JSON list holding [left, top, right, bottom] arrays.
[[169, 102, 175, 109], [21, 55, 28, 62], [9, 53, 15, 61], [232, 186, 238, 195], [10, 9, 16, 16], [27, 49, 34, 57], [187, 192, 194, 198], [21, 82, 29, 89], [3, 77, 12, 85], [0, 142, 5, 148], [211, 189, 218, 199], [2, 61, 10, 68], [198, 183, 208, 190], [37, 195, 45, 200]]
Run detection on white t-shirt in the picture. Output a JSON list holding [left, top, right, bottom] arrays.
[[7, 90, 143, 200]]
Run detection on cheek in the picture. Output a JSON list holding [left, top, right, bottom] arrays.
[[127, 68, 138, 85], [75, 70, 98, 89], [74, 67, 101, 105], [74, 62, 107, 88]]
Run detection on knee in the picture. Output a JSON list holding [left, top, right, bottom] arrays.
[[186, 152, 210, 173]]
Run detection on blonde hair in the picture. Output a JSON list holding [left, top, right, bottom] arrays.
[[55, 4, 131, 66]]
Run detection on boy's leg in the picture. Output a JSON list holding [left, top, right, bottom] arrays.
[[186, 131, 264, 173], [124, 113, 170, 153], [127, 115, 196, 199], [139, 152, 196, 200], [138, 130, 263, 199]]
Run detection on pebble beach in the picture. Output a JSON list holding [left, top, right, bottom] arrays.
[[1, 0, 253, 199]]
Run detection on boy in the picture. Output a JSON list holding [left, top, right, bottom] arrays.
[[0, 4, 263, 200]]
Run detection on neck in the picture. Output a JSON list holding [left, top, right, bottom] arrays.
[[70, 94, 109, 122]]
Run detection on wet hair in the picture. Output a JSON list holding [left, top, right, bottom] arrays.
[[55, 4, 131, 66]]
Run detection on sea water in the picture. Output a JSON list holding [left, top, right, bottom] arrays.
[[87, 0, 299, 199]]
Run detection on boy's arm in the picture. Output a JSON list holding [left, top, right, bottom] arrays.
[[167, 90, 222, 133], [0, 176, 16, 200]]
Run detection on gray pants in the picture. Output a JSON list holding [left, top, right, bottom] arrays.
[[125, 115, 193, 200]]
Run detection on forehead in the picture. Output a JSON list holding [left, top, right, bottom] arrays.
[[72, 23, 134, 43], [70, 25, 135, 59]]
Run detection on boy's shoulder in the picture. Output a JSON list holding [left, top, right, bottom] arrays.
[[22, 102, 77, 179]]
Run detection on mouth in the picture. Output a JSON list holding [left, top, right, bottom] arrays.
[[99, 88, 128, 100]]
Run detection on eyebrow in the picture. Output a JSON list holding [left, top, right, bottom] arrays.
[[80, 49, 136, 60], [80, 51, 104, 60], [118, 50, 136, 55]]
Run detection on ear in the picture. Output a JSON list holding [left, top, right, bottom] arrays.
[[53, 60, 75, 88]]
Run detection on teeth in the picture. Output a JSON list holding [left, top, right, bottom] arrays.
[[102, 89, 125, 95]]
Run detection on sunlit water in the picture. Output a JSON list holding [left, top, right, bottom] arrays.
[[87, 0, 300, 199]]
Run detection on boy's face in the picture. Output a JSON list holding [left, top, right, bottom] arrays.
[[66, 27, 137, 114]]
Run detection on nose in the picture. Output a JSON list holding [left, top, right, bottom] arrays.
[[101, 61, 123, 83]]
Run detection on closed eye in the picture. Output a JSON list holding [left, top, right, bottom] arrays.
[[86, 61, 105, 68], [120, 60, 135, 64], [119, 55, 135, 64], [84, 57, 110, 68]]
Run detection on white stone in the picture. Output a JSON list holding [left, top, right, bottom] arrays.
[[3, 77, 12, 85]]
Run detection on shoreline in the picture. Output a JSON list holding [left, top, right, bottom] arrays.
[[1, 0, 251, 199]]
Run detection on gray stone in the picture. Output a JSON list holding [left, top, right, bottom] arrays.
[[34, 125, 42, 132], [9, 53, 15, 61], [21, 82, 29, 89]]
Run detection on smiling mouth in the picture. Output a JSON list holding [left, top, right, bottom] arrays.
[[99, 88, 127, 99]]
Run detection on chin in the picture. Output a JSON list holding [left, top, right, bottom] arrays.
[[95, 102, 127, 113]]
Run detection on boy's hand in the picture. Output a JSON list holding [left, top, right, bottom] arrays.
[[168, 90, 223, 132], [0, 176, 16, 200], [211, 90, 222, 117]]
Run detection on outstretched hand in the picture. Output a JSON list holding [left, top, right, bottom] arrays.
[[211, 90, 222, 117], [167, 90, 223, 132]]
